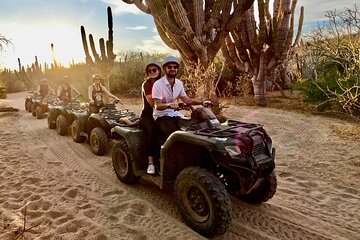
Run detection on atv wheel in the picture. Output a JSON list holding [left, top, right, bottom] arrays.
[[175, 167, 232, 238], [112, 139, 140, 184], [36, 106, 43, 119], [47, 111, 57, 129], [56, 115, 68, 136], [31, 105, 36, 116], [26, 102, 32, 113], [89, 127, 108, 156], [71, 119, 86, 143], [239, 172, 277, 204]]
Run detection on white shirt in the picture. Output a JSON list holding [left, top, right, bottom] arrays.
[[152, 76, 187, 120]]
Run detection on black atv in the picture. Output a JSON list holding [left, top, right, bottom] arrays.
[[47, 96, 88, 136], [25, 91, 35, 113], [111, 103, 276, 238], [71, 101, 138, 156], [31, 93, 57, 119]]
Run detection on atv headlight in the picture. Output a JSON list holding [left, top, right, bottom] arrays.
[[225, 145, 241, 157]]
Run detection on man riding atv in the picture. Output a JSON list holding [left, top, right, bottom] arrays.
[[111, 56, 277, 238]]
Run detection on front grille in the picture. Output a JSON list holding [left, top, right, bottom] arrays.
[[252, 142, 265, 156]]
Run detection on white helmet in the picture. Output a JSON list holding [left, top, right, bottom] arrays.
[[162, 56, 179, 68], [145, 61, 161, 72]]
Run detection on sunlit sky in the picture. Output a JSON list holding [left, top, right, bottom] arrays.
[[0, 0, 357, 70]]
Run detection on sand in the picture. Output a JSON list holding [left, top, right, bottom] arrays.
[[0, 92, 359, 240]]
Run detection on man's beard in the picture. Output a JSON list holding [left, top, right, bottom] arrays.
[[166, 72, 177, 78]]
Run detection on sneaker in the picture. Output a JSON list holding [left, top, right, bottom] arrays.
[[147, 164, 155, 175]]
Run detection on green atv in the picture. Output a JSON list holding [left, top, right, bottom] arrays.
[[25, 91, 35, 113], [111, 104, 276, 238], [31, 93, 56, 119], [47, 96, 88, 136], [71, 101, 138, 156]]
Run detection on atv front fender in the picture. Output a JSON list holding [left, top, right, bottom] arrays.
[[72, 112, 89, 133], [111, 126, 147, 172]]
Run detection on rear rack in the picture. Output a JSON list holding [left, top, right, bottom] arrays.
[[194, 120, 263, 138]]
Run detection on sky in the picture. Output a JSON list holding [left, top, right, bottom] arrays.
[[0, 0, 357, 70]]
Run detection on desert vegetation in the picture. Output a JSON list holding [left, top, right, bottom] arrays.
[[0, 3, 359, 119]]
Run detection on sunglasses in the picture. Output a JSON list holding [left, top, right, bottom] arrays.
[[167, 65, 178, 70], [147, 68, 158, 73]]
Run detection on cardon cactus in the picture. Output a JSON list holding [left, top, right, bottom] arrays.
[[122, 0, 255, 100], [222, 0, 304, 105], [81, 6, 116, 89]]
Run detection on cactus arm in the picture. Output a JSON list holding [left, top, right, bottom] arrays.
[[226, 0, 255, 31], [154, 18, 177, 50], [80, 26, 94, 65], [107, 6, 116, 61], [292, 6, 304, 47], [99, 38, 107, 62], [89, 34, 101, 63], [123, 0, 150, 14], [193, 0, 205, 41]]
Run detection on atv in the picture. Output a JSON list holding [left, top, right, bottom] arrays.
[[31, 93, 57, 119], [71, 100, 138, 156], [25, 91, 35, 113], [47, 96, 88, 136], [111, 103, 276, 238]]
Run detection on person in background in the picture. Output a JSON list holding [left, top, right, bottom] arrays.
[[57, 75, 81, 104], [88, 73, 121, 113], [139, 61, 162, 174], [37, 78, 55, 98], [152, 56, 210, 139]]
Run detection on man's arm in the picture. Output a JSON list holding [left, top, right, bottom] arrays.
[[154, 98, 179, 110]]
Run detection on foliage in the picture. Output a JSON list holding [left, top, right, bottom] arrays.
[[110, 51, 167, 96], [298, 5, 360, 117], [0, 75, 6, 99]]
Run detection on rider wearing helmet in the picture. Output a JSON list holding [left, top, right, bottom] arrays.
[[139, 61, 162, 174], [88, 74, 121, 113], [152, 56, 210, 139], [57, 75, 81, 103], [37, 78, 55, 98]]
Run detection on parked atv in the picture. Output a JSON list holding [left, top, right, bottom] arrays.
[[47, 96, 88, 135], [31, 93, 57, 119], [71, 101, 138, 156], [111, 104, 276, 238], [25, 91, 35, 113]]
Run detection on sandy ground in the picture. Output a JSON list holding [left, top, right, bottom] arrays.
[[0, 91, 359, 240]]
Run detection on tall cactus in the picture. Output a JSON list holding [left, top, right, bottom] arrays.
[[122, 0, 254, 100], [222, 0, 304, 105], [81, 6, 116, 89], [14, 58, 30, 88]]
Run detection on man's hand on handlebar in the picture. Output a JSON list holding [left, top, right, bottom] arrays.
[[167, 102, 178, 109], [202, 100, 212, 107]]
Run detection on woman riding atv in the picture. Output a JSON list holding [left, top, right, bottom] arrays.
[[87, 74, 121, 113], [57, 75, 81, 104], [37, 78, 55, 98]]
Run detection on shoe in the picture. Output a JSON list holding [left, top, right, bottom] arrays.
[[147, 164, 155, 175]]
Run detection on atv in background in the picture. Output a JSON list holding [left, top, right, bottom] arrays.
[[31, 93, 57, 119], [25, 91, 35, 113], [71, 100, 138, 156], [47, 95, 88, 135], [111, 103, 276, 238]]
